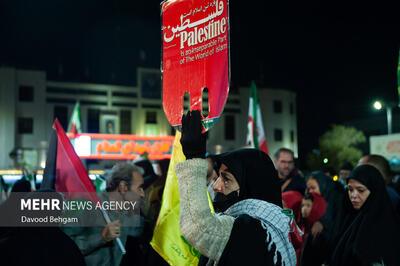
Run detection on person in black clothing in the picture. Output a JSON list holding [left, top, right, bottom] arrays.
[[338, 162, 353, 186], [274, 148, 306, 194], [359, 154, 400, 214], [0, 188, 86, 266], [176, 111, 298, 266], [301, 171, 346, 266], [331, 164, 400, 266]]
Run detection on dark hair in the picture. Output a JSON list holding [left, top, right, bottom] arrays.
[[306, 174, 318, 183], [362, 154, 391, 179], [322, 166, 336, 176], [11, 179, 31, 193], [340, 162, 353, 171], [157, 159, 170, 179], [274, 148, 294, 160], [106, 163, 144, 192], [303, 193, 314, 202], [206, 155, 221, 179]]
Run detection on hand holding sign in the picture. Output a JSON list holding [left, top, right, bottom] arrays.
[[180, 110, 206, 159], [162, 0, 230, 132]]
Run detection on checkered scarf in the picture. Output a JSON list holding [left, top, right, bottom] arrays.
[[224, 199, 297, 266]]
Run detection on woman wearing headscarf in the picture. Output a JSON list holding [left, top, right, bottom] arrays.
[[300, 171, 346, 265], [306, 171, 346, 236], [330, 164, 400, 266], [176, 111, 298, 266]]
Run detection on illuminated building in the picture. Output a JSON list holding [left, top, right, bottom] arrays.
[[0, 67, 297, 170]]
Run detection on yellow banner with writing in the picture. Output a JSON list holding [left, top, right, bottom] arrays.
[[150, 131, 214, 265]]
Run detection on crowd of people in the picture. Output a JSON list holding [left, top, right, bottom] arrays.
[[176, 111, 400, 266], [1, 109, 400, 266]]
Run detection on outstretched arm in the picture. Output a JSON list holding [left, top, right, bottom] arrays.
[[176, 158, 234, 262]]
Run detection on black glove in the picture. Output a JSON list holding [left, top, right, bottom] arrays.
[[180, 110, 206, 159]]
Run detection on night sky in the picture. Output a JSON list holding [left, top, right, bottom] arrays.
[[1, 1, 399, 160]]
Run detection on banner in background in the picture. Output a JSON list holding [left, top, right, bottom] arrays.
[[151, 132, 214, 265], [68, 134, 175, 160]]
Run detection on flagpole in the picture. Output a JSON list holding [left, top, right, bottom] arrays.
[[100, 208, 126, 254]]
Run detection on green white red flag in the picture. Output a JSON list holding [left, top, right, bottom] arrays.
[[246, 81, 269, 154], [67, 102, 82, 134], [95, 176, 107, 192]]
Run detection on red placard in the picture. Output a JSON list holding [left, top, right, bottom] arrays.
[[161, 0, 230, 131]]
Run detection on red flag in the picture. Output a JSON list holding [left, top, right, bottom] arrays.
[[43, 119, 100, 204]]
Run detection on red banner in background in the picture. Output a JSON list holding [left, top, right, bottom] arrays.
[[162, 0, 230, 132], [68, 134, 175, 160]]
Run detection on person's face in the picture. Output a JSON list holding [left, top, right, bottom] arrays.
[[306, 178, 321, 195], [121, 171, 145, 203], [274, 152, 295, 179], [301, 199, 313, 218], [130, 171, 145, 197], [347, 178, 371, 210], [339, 169, 351, 180], [212, 163, 240, 195]]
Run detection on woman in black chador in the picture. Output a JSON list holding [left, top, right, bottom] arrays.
[[176, 111, 299, 266], [331, 164, 400, 266]]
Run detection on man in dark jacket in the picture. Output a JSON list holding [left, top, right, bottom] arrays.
[[274, 148, 306, 194]]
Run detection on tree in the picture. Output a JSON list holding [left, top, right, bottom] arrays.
[[306, 124, 366, 171]]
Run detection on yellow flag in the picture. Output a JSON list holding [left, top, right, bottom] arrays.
[[150, 131, 213, 265]]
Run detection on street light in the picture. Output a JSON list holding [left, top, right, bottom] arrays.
[[373, 101, 382, 110], [373, 100, 393, 134]]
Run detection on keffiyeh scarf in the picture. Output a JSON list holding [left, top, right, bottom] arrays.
[[224, 199, 297, 266]]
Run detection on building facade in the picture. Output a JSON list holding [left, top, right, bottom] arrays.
[[0, 67, 298, 169]]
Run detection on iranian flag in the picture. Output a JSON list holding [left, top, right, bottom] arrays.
[[95, 176, 107, 192], [246, 81, 269, 155], [67, 102, 82, 134]]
